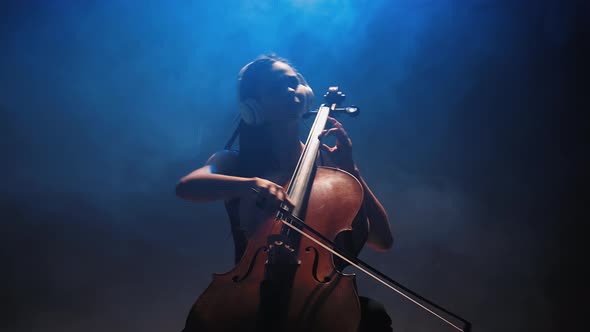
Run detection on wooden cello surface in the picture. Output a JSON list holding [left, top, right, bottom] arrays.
[[184, 167, 364, 332]]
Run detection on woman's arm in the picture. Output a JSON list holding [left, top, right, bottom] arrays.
[[176, 150, 293, 210], [176, 150, 249, 201], [349, 167, 393, 251], [319, 117, 393, 251]]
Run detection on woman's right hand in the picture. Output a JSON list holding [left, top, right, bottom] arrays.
[[247, 177, 295, 212]]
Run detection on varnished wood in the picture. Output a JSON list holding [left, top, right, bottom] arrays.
[[185, 167, 364, 332]]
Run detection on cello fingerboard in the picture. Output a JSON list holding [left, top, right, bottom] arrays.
[[285, 104, 331, 219]]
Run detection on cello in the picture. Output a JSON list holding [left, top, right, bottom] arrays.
[[183, 87, 471, 332], [185, 86, 362, 332]]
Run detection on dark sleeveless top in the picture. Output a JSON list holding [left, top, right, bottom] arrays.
[[223, 150, 369, 267]]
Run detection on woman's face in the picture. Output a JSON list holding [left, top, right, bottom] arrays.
[[257, 61, 309, 125]]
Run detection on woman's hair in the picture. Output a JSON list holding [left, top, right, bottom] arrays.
[[230, 54, 307, 177], [238, 54, 302, 102]]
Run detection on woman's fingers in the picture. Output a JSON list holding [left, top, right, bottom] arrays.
[[272, 184, 295, 209], [319, 128, 342, 140], [254, 180, 294, 211], [319, 128, 352, 151], [320, 143, 335, 152], [327, 116, 341, 127]]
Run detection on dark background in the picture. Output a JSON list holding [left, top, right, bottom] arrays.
[[1, 1, 586, 331]]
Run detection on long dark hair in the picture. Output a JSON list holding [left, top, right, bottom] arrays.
[[225, 55, 302, 177]]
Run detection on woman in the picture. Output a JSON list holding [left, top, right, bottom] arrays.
[[176, 55, 393, 331]]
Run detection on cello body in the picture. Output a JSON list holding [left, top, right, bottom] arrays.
[[184, 167, 364, 332]]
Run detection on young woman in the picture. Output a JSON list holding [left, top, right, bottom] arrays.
[[176, 55, 393, 331]]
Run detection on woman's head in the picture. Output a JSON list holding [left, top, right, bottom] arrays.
[[238, 55, 313, 126]]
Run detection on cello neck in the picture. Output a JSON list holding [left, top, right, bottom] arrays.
[[285, 104, 332, 219]]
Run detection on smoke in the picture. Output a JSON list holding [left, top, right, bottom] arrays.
[[1, 0, 583, 331]]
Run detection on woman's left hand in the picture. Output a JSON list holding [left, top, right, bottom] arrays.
[[318, 116, 357, 174]]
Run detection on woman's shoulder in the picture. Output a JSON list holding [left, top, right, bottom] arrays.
[[205, 149, 240, 174], [207, 149, 239, 161]]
